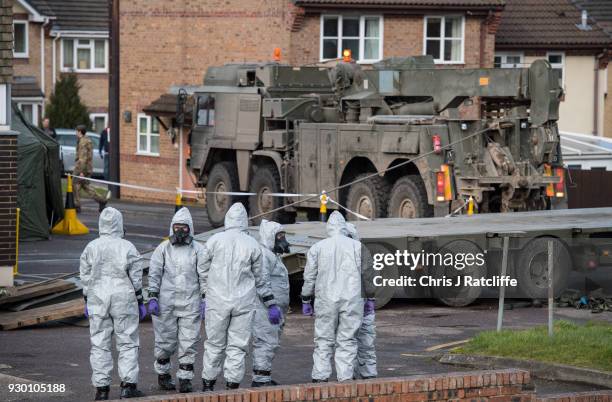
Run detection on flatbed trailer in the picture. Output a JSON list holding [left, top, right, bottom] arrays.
[[192, 208, 612, 307]]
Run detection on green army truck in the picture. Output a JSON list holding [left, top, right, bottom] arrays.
[[187, 56, 566, 227]]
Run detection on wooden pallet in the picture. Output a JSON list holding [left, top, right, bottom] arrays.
[[0, 299, 85, 330], [0, 280, 76, 306]]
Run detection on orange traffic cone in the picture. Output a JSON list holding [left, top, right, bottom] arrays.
[[52, 176, 89, 235]]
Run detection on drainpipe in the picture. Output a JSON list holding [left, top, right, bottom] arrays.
[[40, 17, 50, 116], [594, 52, 604, 136], [52, 33, 61, 90]]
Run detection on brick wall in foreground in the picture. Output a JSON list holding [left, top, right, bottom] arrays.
[[116, 369, 539, 402]]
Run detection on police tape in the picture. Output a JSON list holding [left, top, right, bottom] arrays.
[[69, 174, 372, 221], [327, 197, 371, 221], [68, 174, 317, 198]]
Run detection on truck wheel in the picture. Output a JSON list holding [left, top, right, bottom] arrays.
[[387, 175, 433, 218], [365, 242, 397, 309], [206, 161, 240, 228], [431, 240, 487, 307], [345, 174, 389, 220], [249, 164, 293, 225], [516, 237, 570, 299]]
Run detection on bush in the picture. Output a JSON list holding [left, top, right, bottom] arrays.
[[45, 74, 91, 130]]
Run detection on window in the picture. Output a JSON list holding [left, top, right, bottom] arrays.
[[320, 15, 383, 63], [90, 113, 108, 133], [57, 133, 77, 147], [13, 21, 28, 58], [424, 16, 464, 64], [196, 95, 215, 126], [494, 52, 524, 68], [547, 52, 565, 87], [62, 39, 108, 72], [17, 102, 40, 125], [137, 114, 160, 155]]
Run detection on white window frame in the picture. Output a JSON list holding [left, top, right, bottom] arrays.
[[136, 113, 160, 156], [423, 15, 465, 64], [60, 38, 109, 73], [17, 101, 42, 125], [320, 15, 384, 64], [13, 21, 28, 58], [89, 113, 108, 132], [546, 51, 565, 87], [494, 51, 525, 68]]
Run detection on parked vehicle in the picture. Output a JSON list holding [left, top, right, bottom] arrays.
[[55, 129, 104, 178]]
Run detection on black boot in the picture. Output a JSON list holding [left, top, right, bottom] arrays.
[[179, 379, 193, 393], [225, 381, 240, 390], [202, 378, 216, 392], [119, 382, 143, 399], [312, 378, 328, 383], [158, 374, 176, 391], [94, 386, 109, 401]]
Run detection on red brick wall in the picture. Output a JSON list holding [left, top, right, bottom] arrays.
[[118, 1, 496, 202], [0, 133, 17, 269], [119, 0, 294, 202], [110, 369, 538, 402]]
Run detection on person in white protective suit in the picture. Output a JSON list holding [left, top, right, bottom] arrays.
[[80, 207, 146, 400], [301, 211, 366, 382], [251, 219, 291, 387], [345, 222, 378, 379], [147, 207, 207, 394], [198, 203, 282, 391]]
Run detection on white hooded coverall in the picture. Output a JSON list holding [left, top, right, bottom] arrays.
[[301, 211, 364, 382], [198, 203, 275, 384], [252, 219, 291, 383], [148, 207, 206, 380], [80, 207, 144, 387], [345, 223, 378, 379]]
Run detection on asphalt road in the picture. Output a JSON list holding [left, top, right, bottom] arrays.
[[2, 199, 610, 401]]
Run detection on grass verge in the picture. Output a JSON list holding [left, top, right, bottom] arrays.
[[455, 320, 612, 372]]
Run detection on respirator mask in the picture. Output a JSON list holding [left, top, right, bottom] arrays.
[[273, 231, 290, 254], [170, 223, 193, 245]]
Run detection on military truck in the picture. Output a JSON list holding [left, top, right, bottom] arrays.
[[187, 56, 566, 227]]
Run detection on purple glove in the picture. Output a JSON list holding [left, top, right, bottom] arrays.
[[268, 304, 282, 325], [302, 302, 313, 316], [200, 299, 206, 320], [148, 299, 160, 316], [138, 303, 147, 320], [84, 304, 89, 318], [364, 299, 375, 316]]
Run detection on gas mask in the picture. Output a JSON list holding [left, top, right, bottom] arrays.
[[170, 223, 193, 246], [273, 231, 290, 254]]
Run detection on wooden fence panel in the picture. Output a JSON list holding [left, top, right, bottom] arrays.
[[567, 169, 612, 209]]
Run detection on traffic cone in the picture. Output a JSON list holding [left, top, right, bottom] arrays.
[[52, 176, 90, 235]]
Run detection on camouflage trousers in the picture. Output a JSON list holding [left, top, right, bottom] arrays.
[[74, 176, 105, 207]]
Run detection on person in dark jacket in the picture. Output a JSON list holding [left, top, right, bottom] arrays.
[[99, 127, 110, 180]]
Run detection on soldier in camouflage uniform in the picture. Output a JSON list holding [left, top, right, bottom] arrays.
[[74, 125, 109, 213]]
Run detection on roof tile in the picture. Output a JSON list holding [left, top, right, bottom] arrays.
[[496, 0, 611, 47]]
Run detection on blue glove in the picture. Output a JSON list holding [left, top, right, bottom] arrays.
[[268, 304, 282, 325], [148, 299, 160, 316], [302, 302, 313, 316], [84, 304, 89, 318], [138, 303, 147, 320], [364, 299, 375, 316], [200, 299, 206, 320]]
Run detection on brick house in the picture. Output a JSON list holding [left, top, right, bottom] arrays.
[[119, 0, 504, 202], [12, 0, 109, 130], [0, 0, 16, 285], [571, 0, 612, 138], [494, 0, 611, 137]]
